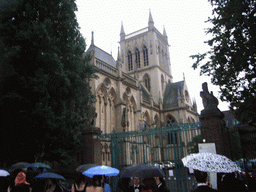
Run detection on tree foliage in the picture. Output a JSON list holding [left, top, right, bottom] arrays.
[[191, 0, 256, 124], [187, 135, 203, 154], [0, 0, 97, 165]]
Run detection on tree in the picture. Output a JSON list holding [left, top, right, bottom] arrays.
[[0, 0, 97, 165], [187, 134, 203, 154], [191, 0, 256, 125]]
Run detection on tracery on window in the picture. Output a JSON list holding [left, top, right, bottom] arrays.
[[135, 48, 140, 68], [166, 114, 176, 126], [128, 51, 133, 71], [143, 46, 149, 66]]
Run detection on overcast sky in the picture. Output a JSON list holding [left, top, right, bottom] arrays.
[[75, 0, 230, 113]]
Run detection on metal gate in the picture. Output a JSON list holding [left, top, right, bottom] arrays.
[[98, 122, 201, 192]]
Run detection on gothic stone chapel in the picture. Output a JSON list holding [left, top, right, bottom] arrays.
[[86, 11, 199, 166]]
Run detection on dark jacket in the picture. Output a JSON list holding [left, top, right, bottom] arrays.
[[157, 183, 170, 192], [10, 183, 30, 192]]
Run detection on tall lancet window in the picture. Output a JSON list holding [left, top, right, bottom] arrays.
[[135, 48, 140, 68], [145, 74, 151, 92], [128, 51, 133, 71], [143, 46, 149, 66]]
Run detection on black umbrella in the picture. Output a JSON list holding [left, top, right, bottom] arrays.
[[28, 162, 51, 169], [119, 164, 165, 178], [9, 162, 30, 172], [76, 164, 98, 173], [34, 172, 65, 180]]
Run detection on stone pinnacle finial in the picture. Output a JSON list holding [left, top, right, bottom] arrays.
[[91, 31, 94, 45]]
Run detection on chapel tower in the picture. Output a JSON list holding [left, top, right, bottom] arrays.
[[119, 11, 173, 104]]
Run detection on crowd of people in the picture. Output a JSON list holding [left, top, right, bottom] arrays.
[[0, 166, 252, 192], [117, 176, 170, 192]]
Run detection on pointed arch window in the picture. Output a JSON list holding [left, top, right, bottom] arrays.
[[161, 75, 164, 91], [128, 51, 133, 71], [166, 115, 178, 144], [135, 48, 140, 68], [145, 74, 151, 92], [143, 46, 149, 66]]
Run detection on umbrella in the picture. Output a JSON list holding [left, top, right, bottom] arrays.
[[9, 162, 30, 172], [82, 165, 119, 178], [0, 169, 10, 177], [182, 152, 241, 173], [28, 162, 51, 169], [119, 164, 165, 178], [34, 172, 65, 180], [76, 164, 98, 172]]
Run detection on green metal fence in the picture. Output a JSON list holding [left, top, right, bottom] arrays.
[[98, 122, 201, 192]]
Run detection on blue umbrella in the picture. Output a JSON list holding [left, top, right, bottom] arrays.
[[82, 165, 119, 178], [28, 162, 51, 169], [34, 172, 65, 180]]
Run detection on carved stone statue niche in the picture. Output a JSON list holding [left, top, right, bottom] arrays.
[[121, 107, 129, 130], [85, 106, 97, 127]]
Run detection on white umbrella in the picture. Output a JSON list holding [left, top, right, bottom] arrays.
[[0, 169, 10, 177], [182, 152, 241, 173]]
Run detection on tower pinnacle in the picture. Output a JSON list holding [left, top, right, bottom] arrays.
[[120, 21, 125, 41], [148, 10, 154, 31], [91, 31, 94, 45]]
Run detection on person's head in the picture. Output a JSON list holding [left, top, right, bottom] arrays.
[[75, 172, 86, 185], [47, 178, 58, 186], [193, 170, 208, 183], [89, 175, 102, 187], [154, 177, 165, 185], [36, 167, 44, 175], [133, 177, 141, 186], [142, 178, 158, 192], [14, 172, 30, 186]]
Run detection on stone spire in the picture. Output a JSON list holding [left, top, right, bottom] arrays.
[[91, 31, 94, 45], [148, 9, 154, 31], [116, 46, 122, 78], [117, 46, 121, 61], [163, 26, 167, 37], [120, 21, 125, 41], [163, 26, 168, 43]]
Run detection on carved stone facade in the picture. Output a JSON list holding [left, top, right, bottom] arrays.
[[87, 11, 199, 165]]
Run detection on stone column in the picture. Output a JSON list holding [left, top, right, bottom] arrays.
[[82, 127, 102, 165], [199, 82, 231, 158]]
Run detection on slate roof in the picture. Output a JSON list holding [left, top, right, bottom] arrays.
[[163, 81, 184, 109], [94, 46, 116, 68], [88, 44, 116, 68]]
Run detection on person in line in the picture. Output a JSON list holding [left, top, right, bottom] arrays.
[[191, 170, 217, 192], [44, 179, 63, 192], [129, 177, 143, 192], [72, 172, 87, 192], [141, 178, 158, 192], [0, 174, 9, 192], [116, 178, 131, 192], [102, 175, 111, 192], [10, 172, 30, 192], [85, 175, 104, 192], [218, 172, 247, 192], [32, 167, 46, 192], [154, 177, 170, 192]]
